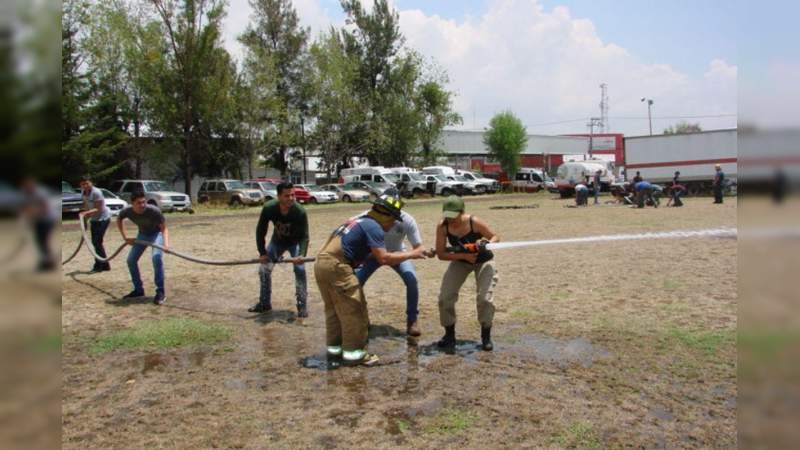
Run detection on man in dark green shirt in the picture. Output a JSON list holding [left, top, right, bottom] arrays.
[[251, 182, 310, 317]]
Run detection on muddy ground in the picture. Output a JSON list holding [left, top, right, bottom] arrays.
[[61, 193, 737, 449]]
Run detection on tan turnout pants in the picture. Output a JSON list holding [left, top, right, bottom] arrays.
[[314, 236, 369, 351], [438, 260, 498, 327]]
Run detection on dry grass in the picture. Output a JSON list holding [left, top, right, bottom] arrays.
[[61, 192, 737, 449]]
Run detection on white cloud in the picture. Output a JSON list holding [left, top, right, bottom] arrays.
[[221, 0, 738, 135]]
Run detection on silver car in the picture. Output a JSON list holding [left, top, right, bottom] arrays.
[[244, 180, 279, 202], [320, 184, 370, 202], [299, 185, 338, 204], [111, 180, 193, 212]]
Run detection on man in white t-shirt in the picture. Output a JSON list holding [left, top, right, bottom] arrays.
[[79, 175, 112, 272], [354, 190, 433, 336]]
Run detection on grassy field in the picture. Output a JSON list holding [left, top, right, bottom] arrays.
[[61, 192, 737, 448]]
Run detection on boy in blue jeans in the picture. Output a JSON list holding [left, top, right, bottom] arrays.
[[116, 191, 169, 305]]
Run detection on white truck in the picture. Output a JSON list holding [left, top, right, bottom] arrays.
[[340, 167, 399, 185], [455, 169, 501, 194], [623, 129, 737, 196]]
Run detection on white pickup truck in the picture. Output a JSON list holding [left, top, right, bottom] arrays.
[[455, 170, 501, 194]]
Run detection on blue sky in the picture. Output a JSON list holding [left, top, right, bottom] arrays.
[[225, 0, 741, 134], [393, 0, 738, 78]]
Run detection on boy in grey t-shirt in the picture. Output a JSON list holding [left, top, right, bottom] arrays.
[[79, 175, 112, 272], [117, 191, 170, 305], [353, 189, 433, 336]]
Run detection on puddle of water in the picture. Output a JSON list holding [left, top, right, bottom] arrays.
[[300, 353, 342, 371], [418, 340, 481, 362], [506, 334, 612, 368]]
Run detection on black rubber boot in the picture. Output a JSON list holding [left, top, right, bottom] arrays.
[[481, 326, 493, 351], [437, 325, 456, 348]]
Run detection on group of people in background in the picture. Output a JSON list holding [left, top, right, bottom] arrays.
[[602, 164, 727, 208]]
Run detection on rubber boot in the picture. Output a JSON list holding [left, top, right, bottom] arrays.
[[481, 326, 493, 351], [437, 325, 455, 348]]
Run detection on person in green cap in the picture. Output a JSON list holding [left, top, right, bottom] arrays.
[[434, 195, 500, 351]]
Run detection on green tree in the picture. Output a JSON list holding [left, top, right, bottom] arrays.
[[339, 0, 404, 164], [140, 0, 232, 195], [239, 0, 309, 176], [415, 69, 462, 166], [484, 111, 527, 179], [306, 30, 365, 176], [663, 121, 702, 135], [61, 0, 130, 184]]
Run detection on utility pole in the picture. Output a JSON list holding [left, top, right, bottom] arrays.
[[641, 97, 654, 135], [300, 113, 306, 184], [587, 117, 603, 158]]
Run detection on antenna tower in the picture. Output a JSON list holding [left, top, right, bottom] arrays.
[[599, 83, 609, 133]]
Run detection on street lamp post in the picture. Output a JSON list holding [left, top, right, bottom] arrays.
[[640, 98, 654, 135]]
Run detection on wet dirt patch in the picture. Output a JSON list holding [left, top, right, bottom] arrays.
[[300, 353, 342, 371], [505, 334, 612, 368], [139, 350, 208, 374], [383, 397, 444, 435]]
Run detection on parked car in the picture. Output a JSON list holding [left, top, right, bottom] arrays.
[[110, 179, 193, 212], [423, 174, 464, 196], [455, 170, 501, 193], [395, 172, 431, 197], [99, 188, 128, 216], [320, 184, 371, 202], [342, 181, 389, 198], [447, 175, 481, 195], [299, 184, 338, 204], [292, 186, 311, 203], [198, 179, 263, 206], [244, 180, 279, 201], [61, 181, 83, 215]]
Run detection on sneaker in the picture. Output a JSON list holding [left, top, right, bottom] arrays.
[[248, 303, 272, 313], [406, 320, 421, 337], [122, 290, 145, 300], [153, 292, 167, 305], [342, 353, 380, 367], [297, 306, 308, 318]]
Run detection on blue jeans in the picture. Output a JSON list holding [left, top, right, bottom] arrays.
[[356, 256, 419, 324], [127, 232, 165, 294], [90, 219, 110, 269], [259, 242, 307, 308]]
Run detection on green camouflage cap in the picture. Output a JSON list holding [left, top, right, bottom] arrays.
[[442, 195, 464, 218]]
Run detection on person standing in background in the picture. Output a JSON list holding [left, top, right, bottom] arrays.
[[79, 175, 111, 273]]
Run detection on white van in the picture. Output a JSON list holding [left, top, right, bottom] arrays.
[[512, 167, 549, 192], [421, 166, 456, 177], [340, 167, 399, 184]]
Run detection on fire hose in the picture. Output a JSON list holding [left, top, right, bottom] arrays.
[[65, 216, 735, 268], [442, 227, 737, 254], [62, 216, 315, 267]]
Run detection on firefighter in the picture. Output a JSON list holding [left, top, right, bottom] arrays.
[[314, 194, 426, 366]]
